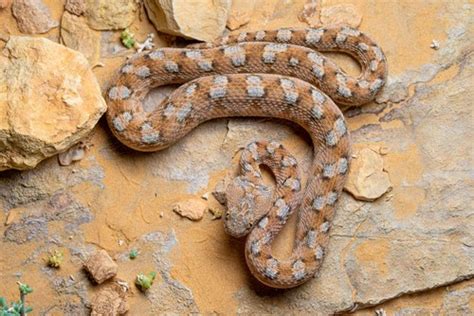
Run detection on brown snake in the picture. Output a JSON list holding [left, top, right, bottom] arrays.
[[105, 26, 387, 288]]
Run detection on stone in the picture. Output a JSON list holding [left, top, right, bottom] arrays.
[[65, 0, 86, 16], [0, 0, 11, 9], [172, 199, 207, 221], [4, 207, 25, 226], [0, 36, 106, 171], [320, 4, 362, 28], [226, 0, 254, 30], [144, 0, 231, 42], [11, 0, 59, 34], [85, 0, 137, 31], [90, 280, 129, 315], [84, 250, 118, 284], [212, 179, 228, 205], [344, 148, 392, 201], [60, 11, 101, 65]]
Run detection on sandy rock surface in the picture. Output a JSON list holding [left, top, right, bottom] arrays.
[[144, 0, 232, 41], [0, 0, 473, 315], [0, 36, 106, 171]]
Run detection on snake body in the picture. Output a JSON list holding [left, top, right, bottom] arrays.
[[105, 26, 387, 288]]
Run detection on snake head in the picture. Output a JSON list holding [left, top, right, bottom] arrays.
[[224, 176, 273, 238]]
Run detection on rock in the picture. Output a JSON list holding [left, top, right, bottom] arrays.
[[84, 250, 118, 284], [0, 36, 106, 171], [320, 4, 362, 28], [144, 0, 231, 42], [226, 0, 254, 30], [65, 0, 86, 16], [4, 207, 25, 226], [85, 0, 137, 30], [60, 11, 101, 65], [344, 148, 392, 201], [172, 199, 207, 221], [212, 179, 228, 205], [0, 0, 11, 9], [90, 280, 129, 316], [12, 0, 59, 34]]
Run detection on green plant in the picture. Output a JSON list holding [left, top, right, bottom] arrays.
[[0, 282, 33, 316], [46, 250, 64, 268], [129, 249, 138, 260], [121, 29, 136, 49], [135, 272, 156, 292]]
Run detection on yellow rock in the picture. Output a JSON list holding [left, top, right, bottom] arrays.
[[144, 0, 231, 42], [0, 36, 106, 171]]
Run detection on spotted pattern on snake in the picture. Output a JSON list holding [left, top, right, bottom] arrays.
[[105, 26, 387, 288]]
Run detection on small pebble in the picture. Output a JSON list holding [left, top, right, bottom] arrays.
[[430, 40, 440, 50]]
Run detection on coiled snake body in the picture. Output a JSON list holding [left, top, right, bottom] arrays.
[[105, 26, 387, 288]]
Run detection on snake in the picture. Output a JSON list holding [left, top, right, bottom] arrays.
[[105, 26, 387, 288]]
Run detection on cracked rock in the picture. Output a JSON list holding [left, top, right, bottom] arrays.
[[84, 250, 118, 284]]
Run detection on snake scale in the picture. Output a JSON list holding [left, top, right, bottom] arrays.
[[105, 26, 387, 288]]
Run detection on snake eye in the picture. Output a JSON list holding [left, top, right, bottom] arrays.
[[247, 222, 253, 229]]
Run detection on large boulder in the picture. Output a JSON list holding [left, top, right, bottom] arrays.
[[0, 36, 106, 171]]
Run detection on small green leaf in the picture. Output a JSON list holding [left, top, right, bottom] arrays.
[[129, 249, 138, 259], [17, 282, 33, 295]]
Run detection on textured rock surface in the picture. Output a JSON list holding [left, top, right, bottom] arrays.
[[0, 0, 473, 314], [61, 11, 101, 64], [85, 0, 137, 30], [11, 0, 58, 34], [144, 0, 232, 41], [90, 280, 129, 315], [0, 36, 106, 171], [344, 147, 392, 201], [84, 250, 118, 284], [65, 0, 86, 16]]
